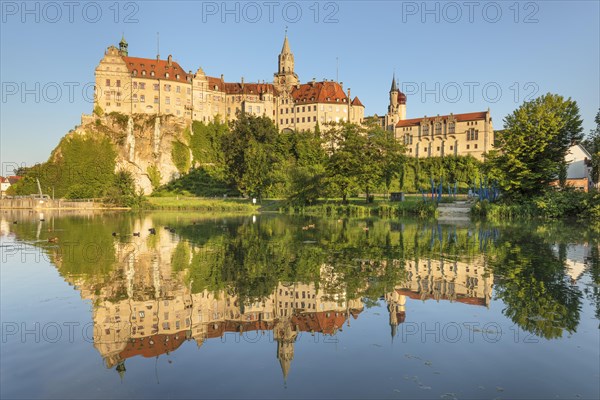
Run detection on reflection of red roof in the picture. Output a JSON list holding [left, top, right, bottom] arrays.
[[206, 320, 275, 339], [291, 81, 347, 104], [396, 111, 488, 128], [396, 289, 486, 306], [119, 332, 187, 360], [397, 312, 406, 324], [122, 56, 189, 83]]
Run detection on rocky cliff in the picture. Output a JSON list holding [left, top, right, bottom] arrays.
[[67, 112, 193, 194]]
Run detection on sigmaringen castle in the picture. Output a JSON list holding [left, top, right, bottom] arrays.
[[94, 35, 494, 160]]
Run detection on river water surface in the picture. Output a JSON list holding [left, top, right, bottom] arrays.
[[1, 211, 599, 399]]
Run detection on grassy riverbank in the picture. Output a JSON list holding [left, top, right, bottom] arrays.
[[145, 197, 259, 212], [471, 190, 600, 223], [262, 196, 439, 218], [144, 195, 440, 217]]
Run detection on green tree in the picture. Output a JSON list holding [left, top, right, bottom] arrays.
[[171, 140, 191, 173], [582, 109, 600, 186], [221, 111, 281, 197], [485, 93, 583, 197], [325, 123, 364, 203]]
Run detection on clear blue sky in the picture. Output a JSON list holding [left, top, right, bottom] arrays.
[[1, 0, 599, 170]]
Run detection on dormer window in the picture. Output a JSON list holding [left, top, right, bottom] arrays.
[[165, 72, 169, 78], [132, 70, 137, 76], [150, 71, 155, 77], [176, 74, 180, 80], [142, 70, 146, 76]]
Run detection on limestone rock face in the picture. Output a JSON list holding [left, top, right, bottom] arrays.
[[61, 113, 191, 195]]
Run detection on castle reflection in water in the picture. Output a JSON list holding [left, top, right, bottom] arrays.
[[59, 217, 493, 379]]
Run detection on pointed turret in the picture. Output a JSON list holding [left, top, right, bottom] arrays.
[[390, 73, 398, 93], [281, 34, 291, 54], [274, 31, 299, 91], [119, 35, 128, 56]]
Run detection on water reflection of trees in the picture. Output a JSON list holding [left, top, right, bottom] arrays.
[[6, 213, 598, 341]]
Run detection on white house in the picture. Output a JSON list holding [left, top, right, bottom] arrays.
[[0, 177, 10, 197], [564, 144, 593, 192]]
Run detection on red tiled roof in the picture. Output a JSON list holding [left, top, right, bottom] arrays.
[[351, 96, 364, 107], [291, 81, 348, 104], [204, 77, 278, 96], [207, 76, 223, 91], [397, 92, 407, 105], [223, 82, 278, 96], [396, 111, 488, 128], [122, 56, 189, 83], [7, 176, 21, 185], [0, 177, 8, 183]]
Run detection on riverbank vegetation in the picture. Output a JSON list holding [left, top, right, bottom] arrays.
[[475, 96, 599, 222]]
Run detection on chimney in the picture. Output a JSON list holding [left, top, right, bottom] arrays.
[[340, 81, 343, 88], [220, 74, 224, 82], [241, 77, 244, 88], [167, 55, 172, 66]]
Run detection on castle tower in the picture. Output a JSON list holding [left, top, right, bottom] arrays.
[[119, 35, 128, 56], [385, 73, 406, 131], [274, 32, 299, 92]]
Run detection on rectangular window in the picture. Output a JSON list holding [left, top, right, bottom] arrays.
[[248, 106, 253, 113], [302, 106, 305, 112], [256, 106, 260, 113], [313, 116, 316, 122], [116, 80, 121, 87], [153, 84, 159, 91], [280, 119, 283, 125], [187, 88, 191, 94], [176, 98, 181, 106], [140, 95, 145, 103], [302, 117, 305, 122], [176, 86, 181, 93], [154, 96, 159, 104], [105, 79, 110, 86], [166, 97, 170, 105], [140, 83, 146, 90], [314, 105, 317, 111], [133, 82, 138, 89]]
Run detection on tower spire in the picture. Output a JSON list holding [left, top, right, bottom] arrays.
[[390, 72, 398, 93], [281, 29, 291, 54]]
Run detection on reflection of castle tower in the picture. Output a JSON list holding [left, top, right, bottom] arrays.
[[274, 318, 298, 382], [385, 290, 406, 339]]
